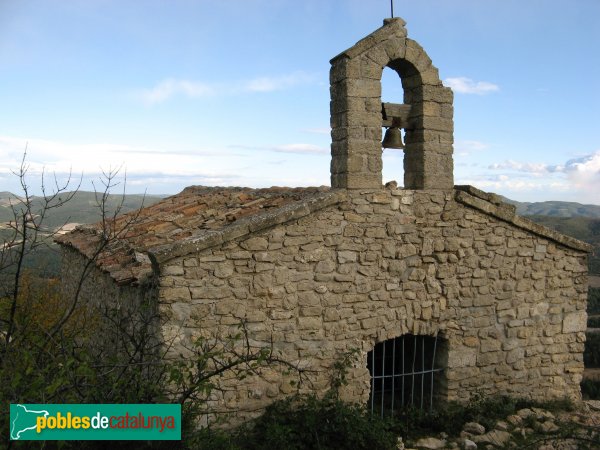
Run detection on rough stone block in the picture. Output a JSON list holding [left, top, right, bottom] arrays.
[[563, 311, 587, 333], [480, 339, 501, 353], [162, 286, 190, 301], [329, 57, 360, 84], [447, 348, 477, 368]]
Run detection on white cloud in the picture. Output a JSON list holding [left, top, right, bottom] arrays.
[[457, 175, 571, 194], [563, 151, 600, 175], [139, 79, 216, 104], [230, 143, 328, 155], [444, 77, 499, 95], [272, 144, 328, 154], [474, 150, 600, 202], [562, 150, 600, 192], [488, 160, 561, 174], [139, 71, 315, 104], [303, 127, 331, 135], [0, 135, 332, 195], [455, 140, 489, 156], [0, 135, 242, 193], [243, 72, 314, 93]]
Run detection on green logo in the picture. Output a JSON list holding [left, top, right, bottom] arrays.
[[10, 404, 181, 440]]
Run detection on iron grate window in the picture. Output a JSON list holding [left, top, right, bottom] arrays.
[[367, 334, 443, 416]]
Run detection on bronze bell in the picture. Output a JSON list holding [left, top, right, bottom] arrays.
[[382, 127, 404, 149]]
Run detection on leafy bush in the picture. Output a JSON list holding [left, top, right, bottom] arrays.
[[182, 394, 581, 450], [187, 394, 399, 450], [236, 394, 397, 450]]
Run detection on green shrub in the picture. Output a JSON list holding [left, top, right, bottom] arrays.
[[186, 428, 242, 450], [233, 394, 397, 450], [184, 394, 579, 449]]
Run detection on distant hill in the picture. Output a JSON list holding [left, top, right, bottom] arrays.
[[503, 198, 600, 218], [0, 191, 164, 228], [0, 191, 165, 280]]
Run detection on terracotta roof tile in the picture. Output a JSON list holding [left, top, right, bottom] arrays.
[[56, 185, 332, 286]]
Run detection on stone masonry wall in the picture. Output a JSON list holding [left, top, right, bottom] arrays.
[[157, 187, 588, 424], [60, 247, 160, 362]]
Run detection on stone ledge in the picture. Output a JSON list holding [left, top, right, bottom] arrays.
[[455, 185, 505, 206], [148, 190, 347, 265], [455, 186, 592, 253]]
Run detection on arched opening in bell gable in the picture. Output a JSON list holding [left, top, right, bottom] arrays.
[[329, 19, 454, 190], [381, 66, 407, 187]]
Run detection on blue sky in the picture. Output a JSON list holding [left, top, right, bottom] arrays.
[[1, 0, 599, 203]]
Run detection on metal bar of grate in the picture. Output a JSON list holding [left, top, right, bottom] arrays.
[[401, 337, 405, 407], [411, 336, 416, 407], [420, 337, 425, 410], [370, 368, 443, 379], [371, 368, 444, 377], [430, 334, 438, 411], [370, 346, 375, 413], [381, 340, 385, 417], [391, 337, 396, 414]]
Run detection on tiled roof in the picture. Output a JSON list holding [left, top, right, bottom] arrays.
[[56, 186, 336, 286]]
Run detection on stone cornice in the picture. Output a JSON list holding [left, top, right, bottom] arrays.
[[148, 190, 347, 265], [455, 185, 592, 253]]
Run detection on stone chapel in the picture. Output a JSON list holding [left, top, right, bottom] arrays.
[[57, 18, 590, 424]]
